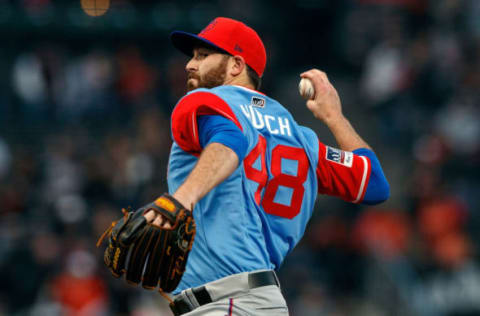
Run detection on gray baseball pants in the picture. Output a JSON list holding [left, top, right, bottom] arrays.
[[170, 270, 289, 315]]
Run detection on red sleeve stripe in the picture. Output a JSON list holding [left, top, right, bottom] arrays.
[[353, 156, 369, 203], [191, 112, 197, 143], [171, 91, 242, 155]]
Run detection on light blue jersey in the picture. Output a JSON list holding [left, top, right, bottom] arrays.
[[168, 85, 321, 293], [168, 85, 373, 293]]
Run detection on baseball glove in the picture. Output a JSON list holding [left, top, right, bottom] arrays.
[[97, 193, 196, 293]]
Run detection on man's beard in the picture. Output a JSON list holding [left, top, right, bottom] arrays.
[[186, 56, 229, 92]]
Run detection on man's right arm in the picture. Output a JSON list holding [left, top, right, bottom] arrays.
[[301, 69, 370, 152], [301, 69, 389, 205]]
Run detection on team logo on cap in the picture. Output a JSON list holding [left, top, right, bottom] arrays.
[[251, 96, 265, 108], [199, 19, 218, 36], [234, 44, 243, 52]]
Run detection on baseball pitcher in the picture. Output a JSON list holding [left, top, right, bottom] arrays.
[[98, 17, 389, 315]]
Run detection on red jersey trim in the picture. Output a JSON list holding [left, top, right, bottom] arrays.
[[171, 91, 242, 156], [353, 155, 371, 203], [316, 142, 372, 203]]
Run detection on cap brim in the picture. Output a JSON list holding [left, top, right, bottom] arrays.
[[170, 31, 229, 57]]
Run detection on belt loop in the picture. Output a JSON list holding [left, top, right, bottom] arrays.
[[170, 290, 197, 316], [170, 291, 193, 316], [185, 288, 201, 308], [192, 286, 212, 305], [272, 270, 281, 288]]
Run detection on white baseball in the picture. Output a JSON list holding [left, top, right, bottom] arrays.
[[299, 78, 315, 100]]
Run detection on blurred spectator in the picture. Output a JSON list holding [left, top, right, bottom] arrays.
[[418, 196, 467, 244], [0, 138, 11, 181], [50, 249, 108, 316], [0, 229, 60, 314], [361, 25, 408, 106], [43, 135, 84, 204], [434, 98, 480, 157], [12, 52, 48, 118], [411, 232, 480, 316], [116, 47, 156, 104], [60, 50, 115, 121], [353, 208, 411, 260], [290, 282, 332, 316]]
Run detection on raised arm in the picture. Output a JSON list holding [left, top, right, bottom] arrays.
[[301, 69, 389, 205], [301, 69, 371, 151]]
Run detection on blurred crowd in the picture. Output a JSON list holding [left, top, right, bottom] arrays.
[[1, 0, 479, 315]]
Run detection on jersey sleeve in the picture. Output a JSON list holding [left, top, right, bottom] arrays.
[[171, 91, 243, 156], [316, 142, 371, 203], [197, 115, 248, 162], [353, 148, 390, 204]]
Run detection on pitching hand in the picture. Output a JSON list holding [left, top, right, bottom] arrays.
[[300, 69, 343, 124]]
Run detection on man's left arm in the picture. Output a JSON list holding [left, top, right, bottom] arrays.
[[146, 114, 248, 226], [173, 142, 238, 208], [173, 114, 248, 208]]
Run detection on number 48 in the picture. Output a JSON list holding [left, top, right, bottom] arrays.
[[243, 136, 309, 219]]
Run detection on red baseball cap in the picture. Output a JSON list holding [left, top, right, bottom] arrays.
[[170, 17, 267, 77]]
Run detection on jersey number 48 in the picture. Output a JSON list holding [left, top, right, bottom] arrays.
[[244, 136, 309, 219]]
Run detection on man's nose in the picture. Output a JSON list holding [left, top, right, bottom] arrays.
[[186, 58, 198, 72]]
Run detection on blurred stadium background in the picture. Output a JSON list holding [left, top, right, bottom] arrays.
[[1, 0, 479, 315]]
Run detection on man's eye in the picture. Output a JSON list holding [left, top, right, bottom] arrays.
[[197, 53, 208, 59]]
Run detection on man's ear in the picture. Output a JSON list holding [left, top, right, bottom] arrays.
[[229, 55, 246, 77]]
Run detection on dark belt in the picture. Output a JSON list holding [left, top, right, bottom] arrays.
[[170, 270, 279, 316]]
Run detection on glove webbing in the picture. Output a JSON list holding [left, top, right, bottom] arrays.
[[96, 208, 130, 247]]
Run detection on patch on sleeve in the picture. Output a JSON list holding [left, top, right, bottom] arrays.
[[326, 146, 353, 167]]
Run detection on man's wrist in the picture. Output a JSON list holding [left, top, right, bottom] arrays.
[[172, 191, 196, 211], [322, 112, 347, 128]]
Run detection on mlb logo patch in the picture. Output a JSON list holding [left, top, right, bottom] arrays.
[[251, 96, 265, 108], [326, 146, 353, 167]]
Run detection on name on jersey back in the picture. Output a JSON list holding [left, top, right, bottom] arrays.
[[240, 105, 292, 136]]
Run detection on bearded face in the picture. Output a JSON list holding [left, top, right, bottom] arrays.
[[186, 52, 230, 92]]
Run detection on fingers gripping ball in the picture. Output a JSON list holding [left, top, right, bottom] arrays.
[[97, 193, 196, 293], [299, 78, 315, 100]]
